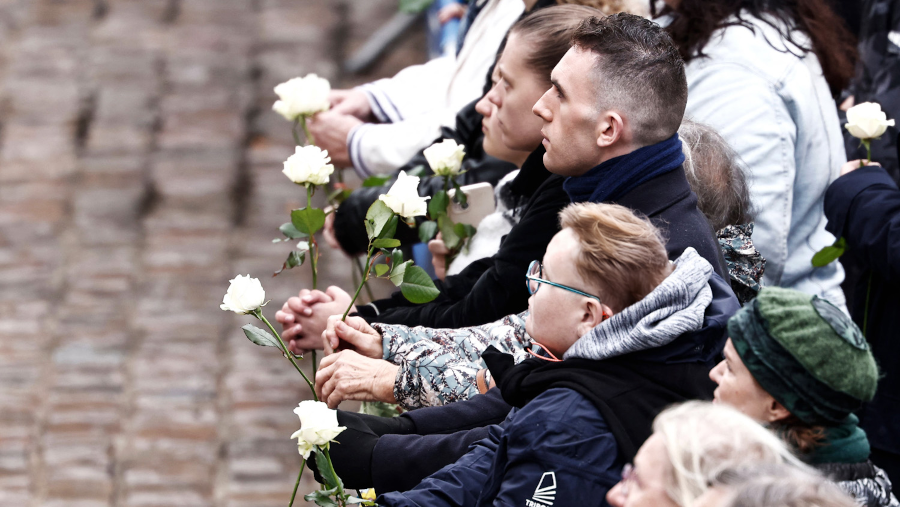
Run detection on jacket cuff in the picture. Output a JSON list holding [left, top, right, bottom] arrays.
[[825, 166, 898, 237], [347, 124, 373, 179], [358, 83, 402, 123]]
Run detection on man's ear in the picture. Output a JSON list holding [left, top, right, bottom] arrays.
[[596, 111, 625, 149], [764, 398, 792, 424]]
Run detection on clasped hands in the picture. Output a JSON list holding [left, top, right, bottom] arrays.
[[275, 286, 399, 409]]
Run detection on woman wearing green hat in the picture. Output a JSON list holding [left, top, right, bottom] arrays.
[[709, 287, 898, 507]]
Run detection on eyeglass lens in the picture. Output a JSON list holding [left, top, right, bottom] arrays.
[[527, 261, 541, 295]]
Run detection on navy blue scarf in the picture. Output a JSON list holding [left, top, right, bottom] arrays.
[[563, 134, 685, 204]]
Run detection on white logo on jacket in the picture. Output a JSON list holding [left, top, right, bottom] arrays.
[[525, 471, 556, 507]]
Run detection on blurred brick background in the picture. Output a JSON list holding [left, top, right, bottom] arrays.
[[0, 0, 426, 505]]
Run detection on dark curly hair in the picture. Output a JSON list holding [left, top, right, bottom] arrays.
[[656, 0, 856, 97]]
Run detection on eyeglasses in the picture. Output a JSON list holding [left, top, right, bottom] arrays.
[[525, 260, 602, 302]]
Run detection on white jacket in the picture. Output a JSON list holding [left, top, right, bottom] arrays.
[[680, 13, 846, 307], [348, 0, 524, 176]]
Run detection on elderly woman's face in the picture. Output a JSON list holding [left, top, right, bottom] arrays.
[[709, 339, 781, 423], [606, 433, 679, 507]]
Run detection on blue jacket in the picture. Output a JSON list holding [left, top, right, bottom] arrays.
[[824, 166, 900, 457], [378, 388, 622, 507]]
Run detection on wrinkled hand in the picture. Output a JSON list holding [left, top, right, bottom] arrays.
[[329, 89, 374, 122], [841, 159, 881, 176], [308, 111, 363, 168], [323, 315, 382, 358], [274, 286, 355, 355], [315, 350, 399, 408], [428, 233, 450, 281]]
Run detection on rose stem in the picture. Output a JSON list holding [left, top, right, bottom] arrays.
[[301, 115, 316, 146], [342, 246, 374, 321], [322, 447, 347, 502], [354, 257, 375, 302], [255, 310, 317, 400], [305, 184, 320, 380], [288, 460, 305, 507], [292, 119, 302, 146]]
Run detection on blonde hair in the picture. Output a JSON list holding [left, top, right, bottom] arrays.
[[653, 401, 813, 507], [559, 202, 671, 312]]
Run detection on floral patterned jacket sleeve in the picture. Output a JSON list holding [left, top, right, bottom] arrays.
[[372, 312, 532, 410]]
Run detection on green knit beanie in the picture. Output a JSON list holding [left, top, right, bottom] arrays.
[[727, 287, 878, 425]]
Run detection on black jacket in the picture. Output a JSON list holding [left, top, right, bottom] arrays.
[[358, 164, 729, 329], [483, 346, 716, 462], [334, 99, 517, 255], [824, 166, 900, 458]]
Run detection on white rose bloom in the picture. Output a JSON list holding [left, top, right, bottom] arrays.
[[845, 102, 895, 139], [272, 74, 331, 121], [290, 400, 346, 458], [423, 139, 466, 177], [379, 171, 429, 219], [282, 145, 334, 186], [220, 274, 266, 314]]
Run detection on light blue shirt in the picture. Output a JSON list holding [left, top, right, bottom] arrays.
[[678, 13, 847, 308]]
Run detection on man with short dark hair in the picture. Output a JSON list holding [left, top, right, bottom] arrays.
[[536, 14, 688, 174]]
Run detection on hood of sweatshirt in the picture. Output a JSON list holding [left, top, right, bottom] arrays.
[[564, 247, 713, 361]]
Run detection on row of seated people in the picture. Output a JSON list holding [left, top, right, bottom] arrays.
[[274, 4, 899, 506]]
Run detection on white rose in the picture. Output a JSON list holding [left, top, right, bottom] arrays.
[[379, 171, 429, 219], [282, 145, 334, 186], [290, 400, 346, 458], [272, 74, 331, 121], [220, 274, 266, 314], [845, 102, 895, 139], [423, 139, 466, 177]]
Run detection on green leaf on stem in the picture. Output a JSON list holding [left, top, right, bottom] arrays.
[[389, 260, 412, 286], [242, 324, 280, 348], [391, 248, 404, 268], [455, 223, 477, 254], [304, 488, 340, 507], [280, 222, 308, 240], [811, 237, 847, 267], [429, 190, 449, 218], [365, 200, 394, 240], [373, 238, 401, 249], [291, 207, 326, 236], [362, 175, 392, 187], [418, 220, 438, 243], [374, 264, 390, 277], [315, 451, 344, 491], [438, 214, 460, 250], [406, 165, 428, 177], [451, 179, 468, 207], [400, 265, 441, 303], [274, 250, 306, 276], [454, 222, 476, 240], [347, 497, 377, 505], [378, 216, 399, 240], [327, 187, 352, 204]]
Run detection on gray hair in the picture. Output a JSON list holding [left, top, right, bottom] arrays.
[[713, 464, 857, 507], [652, 402, 811, 507], [679, 120, 754, 231]]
